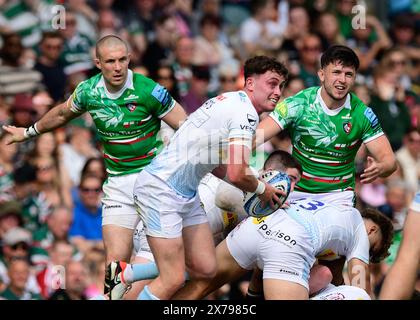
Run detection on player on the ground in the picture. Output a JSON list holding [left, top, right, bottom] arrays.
[[172, 202, 393, 300]]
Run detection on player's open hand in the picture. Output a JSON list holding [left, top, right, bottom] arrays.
[[360, 156, 382, 184], [1, 125, 27, 144]]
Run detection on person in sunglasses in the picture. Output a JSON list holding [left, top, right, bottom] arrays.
[[69, 174, 103, 254], [0, 227, 40, 296]]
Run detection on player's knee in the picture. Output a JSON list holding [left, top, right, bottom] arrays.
[[188, 260, 217, 280]]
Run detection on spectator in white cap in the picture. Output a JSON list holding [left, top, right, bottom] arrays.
[[0, 227, 40, 295]]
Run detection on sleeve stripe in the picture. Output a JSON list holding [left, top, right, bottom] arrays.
[[69, 97, 84, 114], [363, 131, 384, 144], [158, 99, 176, 119], [268, 113, 284, 130]]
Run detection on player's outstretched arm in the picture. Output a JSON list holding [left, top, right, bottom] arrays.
[[380, 209, 420, 299], [2, 98, 81, 144], [361, 136, 397, 184]]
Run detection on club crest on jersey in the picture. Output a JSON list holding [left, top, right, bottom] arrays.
[[247, 114, 257, 126], [343, 122, 352, 134], [126, 103, 137, 112]]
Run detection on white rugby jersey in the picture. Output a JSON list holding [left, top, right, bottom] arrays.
[[146, 91, 259, 198], [284, 198, 370, 263]]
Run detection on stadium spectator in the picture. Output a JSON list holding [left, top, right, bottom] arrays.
[[34, 32, 67, 103], [180, 65, 210, 114], [30, 206, 73, 268], [69, 175, 103, 252], [396, 129, 420, 197], [49, 260, 89, 300], [370, 65, 411, 151], [0, 132, 17, 202], [36, 239, 75, 299], [0, 227, 40, 296], [0, 258, 42, 300], [142, 14, 179, 75], [0, 32, 43, 96], [172, 36, 195, 97]]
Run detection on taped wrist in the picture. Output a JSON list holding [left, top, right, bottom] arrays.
[[254, 180, 266, 195], [24, 123, 40, 139]]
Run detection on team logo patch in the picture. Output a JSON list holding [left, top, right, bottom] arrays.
[[277, 101, 288, 118], [126, 103, 137, 112], [247, 114, 257, 126], [343, 122, 352, 134]]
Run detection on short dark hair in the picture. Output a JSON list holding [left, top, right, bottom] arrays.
[[244, 56, 289, 82], [361, 208, 394, 263], [41, 31, 63, 43], [264, 150, 302, 175], [320, 45, 360, 70]]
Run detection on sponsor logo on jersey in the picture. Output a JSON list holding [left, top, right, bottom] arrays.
[[238, 92, 247, 102], [126, 102, 137, 112], [222, 211, 238, 231], [343, 121, 352, 134], [277, 101, 288, 118], [104, 205, 122, 210], [247, 114, 257, 126], [316, 249, 339, 260], [124, 94, 139, 100], [278, 268, 299, 276], [240, 124, 255, 133], [151, 84, 170, 106], [252, 216, 268, 224], [258, 223, 297, 246], [323, 292, 346, 300], [363, 107, 379, 128], [203, 99, 216, 109]]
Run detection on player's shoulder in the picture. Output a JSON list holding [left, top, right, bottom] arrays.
[[348, 92, 369, 111], [132, 71, 157, 91], [285, 86, 318, 104], [218, 91, 258, 116], [77, 73, 102, 90]]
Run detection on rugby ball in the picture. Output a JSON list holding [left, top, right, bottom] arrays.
[[243, 170, 291, 217]]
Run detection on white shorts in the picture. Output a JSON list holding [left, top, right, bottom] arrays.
[[102, 172, 140, 229], [289, 190, 355, 209], [133, 170, 208, 238], [226, 212, 316, 290], [311, 284, 371, 300]]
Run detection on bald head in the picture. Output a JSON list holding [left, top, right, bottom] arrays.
[[95, 35, 128, 60]]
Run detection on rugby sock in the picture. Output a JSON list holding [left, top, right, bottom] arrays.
[[138, 285, 160, 300], [126, 262, 159, 284], [125, 262, 190, 284]]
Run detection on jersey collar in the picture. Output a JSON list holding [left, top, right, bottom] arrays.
[[96, 69, 134, 99], [316, 87, 351, 116]]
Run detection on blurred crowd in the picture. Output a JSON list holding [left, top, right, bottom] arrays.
[[0, 0, 419, 300]]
